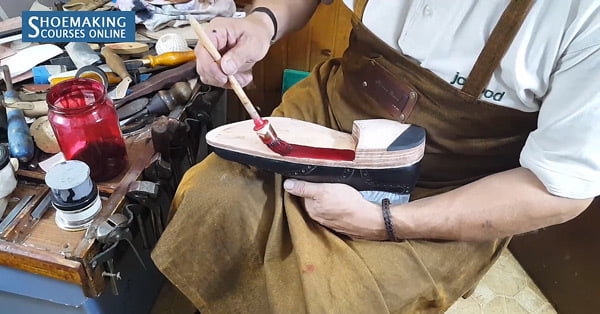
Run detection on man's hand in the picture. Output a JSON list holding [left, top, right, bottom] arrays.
[[284, 179, 388, 240], [194, 1, 320, 88], [195, 14, 274, 88]]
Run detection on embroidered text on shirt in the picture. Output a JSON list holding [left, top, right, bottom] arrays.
[[450, 72, 505, 101]]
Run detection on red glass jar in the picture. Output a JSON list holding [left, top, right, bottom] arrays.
[[47, 78, 128, 181]]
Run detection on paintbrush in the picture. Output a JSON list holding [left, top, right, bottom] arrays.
[[189, 17, 355, 160]]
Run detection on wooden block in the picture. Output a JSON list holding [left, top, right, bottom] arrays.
[[104, 42, 150, 55]]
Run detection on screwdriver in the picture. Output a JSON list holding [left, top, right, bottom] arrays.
[[1, 65, 34, 163], [124, 51, 196, 68]]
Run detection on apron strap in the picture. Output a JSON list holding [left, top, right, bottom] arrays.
[[353, 0, 369, 21], [462, 0, 534, 98]]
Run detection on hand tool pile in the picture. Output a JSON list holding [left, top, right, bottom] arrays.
[[0, 11, 212, 291], [1, 37, 199, 164]]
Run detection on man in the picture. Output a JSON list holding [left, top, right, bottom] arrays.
[[152, 0, 600, 312]]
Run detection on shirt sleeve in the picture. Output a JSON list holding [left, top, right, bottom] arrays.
[[520, 44, 600, 199]]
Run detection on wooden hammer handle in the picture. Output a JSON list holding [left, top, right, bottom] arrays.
[[189, 17, 262, 122]]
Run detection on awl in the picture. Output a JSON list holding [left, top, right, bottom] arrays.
[[124, 51, 196, 68]]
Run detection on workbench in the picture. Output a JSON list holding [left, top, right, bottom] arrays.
[[0, 81, 226, 313], [0, 131, 165, 314]]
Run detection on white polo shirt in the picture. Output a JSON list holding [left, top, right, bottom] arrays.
[[341, 0, 600, 199]]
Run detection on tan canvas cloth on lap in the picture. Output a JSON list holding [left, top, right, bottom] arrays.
[[152, 0, 537, 312]]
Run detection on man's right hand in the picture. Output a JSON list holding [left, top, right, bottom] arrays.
[[195, 13, 275, 88]]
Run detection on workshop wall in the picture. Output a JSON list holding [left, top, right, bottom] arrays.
[[229, 1, 352, 121]]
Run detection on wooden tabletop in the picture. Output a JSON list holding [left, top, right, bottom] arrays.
[[0, 130, 156, 296]]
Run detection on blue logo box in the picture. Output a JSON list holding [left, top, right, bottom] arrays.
[[22, 11, 135, 43]]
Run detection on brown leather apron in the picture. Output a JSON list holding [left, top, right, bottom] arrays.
[[152, 1, 538, 313]]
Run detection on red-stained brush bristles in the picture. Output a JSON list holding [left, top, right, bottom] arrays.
[[255, 120, 356, 161]]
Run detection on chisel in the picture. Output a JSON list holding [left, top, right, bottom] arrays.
[[31, 192, 52, 220], [124, 51, 196, 68]]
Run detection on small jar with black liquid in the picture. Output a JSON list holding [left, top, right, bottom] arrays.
[[45, 160, 102, 231]]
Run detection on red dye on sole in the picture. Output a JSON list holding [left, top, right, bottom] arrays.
[[261, 137, 355, 161], [255, 118, 356, 161]]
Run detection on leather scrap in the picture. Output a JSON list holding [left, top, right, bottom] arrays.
[[63, 0, 110, 11]]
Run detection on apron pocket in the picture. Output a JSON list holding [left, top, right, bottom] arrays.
[[343, 55, 419, 122]]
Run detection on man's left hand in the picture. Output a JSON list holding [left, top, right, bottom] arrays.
[[283, 179, 387, 240]]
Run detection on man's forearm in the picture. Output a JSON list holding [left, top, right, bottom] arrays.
[[392, 167, 593, 241], [249, 0, 320, 41]]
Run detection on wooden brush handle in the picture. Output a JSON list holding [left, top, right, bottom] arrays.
[[189, 17, 262, 122]]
